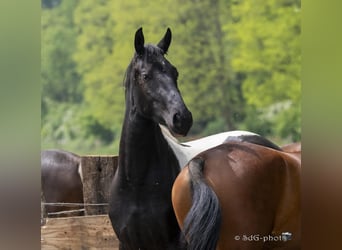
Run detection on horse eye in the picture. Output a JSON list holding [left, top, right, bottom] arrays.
[[142, 73, 149, 80]]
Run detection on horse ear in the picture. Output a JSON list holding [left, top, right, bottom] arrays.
[[157, 28, 172, 54], [134, 27, 145, 55]]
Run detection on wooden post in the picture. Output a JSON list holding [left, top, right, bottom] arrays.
[[81, 155, 118, 215]]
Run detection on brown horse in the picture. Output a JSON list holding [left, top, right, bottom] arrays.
[[41, 149, 84, 217], [172, 141, 301, 249]]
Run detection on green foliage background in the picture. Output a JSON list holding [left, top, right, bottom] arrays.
[[41, 0, 301, 155]]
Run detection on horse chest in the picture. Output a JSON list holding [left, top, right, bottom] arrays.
[[110, 185, 177, 249], [113, 182, 172, 217]]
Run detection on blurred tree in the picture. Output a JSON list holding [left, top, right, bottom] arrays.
[[173, 0, 243, 135], [64, 0, 127, 152], [41, 0, 301, 154], [228, 0, 301, 141], [41, 0, 82, 111], [73, 0, 120, 134], [41, 0, 115, 153], [72, 0, 180, 149], [42, 0, 61, 9]]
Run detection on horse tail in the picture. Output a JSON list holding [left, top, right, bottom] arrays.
[[183, 157, 221, 250]]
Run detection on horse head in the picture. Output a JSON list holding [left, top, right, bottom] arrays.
[[127, 27, 193, 137]]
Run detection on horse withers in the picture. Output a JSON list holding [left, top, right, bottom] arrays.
[[41, 149, 84, 217], [108, 28, 192, 250], [172, 141, 301, 250]]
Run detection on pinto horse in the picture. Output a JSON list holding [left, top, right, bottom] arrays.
[[172, 141, 301, 249], [41, 149, 84, 217], [108, 27, 192, 250]]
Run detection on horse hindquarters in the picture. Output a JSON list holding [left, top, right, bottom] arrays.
[[172, 142, 301, 250], [172, 158, 221, 250]]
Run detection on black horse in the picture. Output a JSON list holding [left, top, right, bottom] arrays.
[[108, 28, 192, 250]]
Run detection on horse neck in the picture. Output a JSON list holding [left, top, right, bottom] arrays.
[[118, 107, 180, 184]]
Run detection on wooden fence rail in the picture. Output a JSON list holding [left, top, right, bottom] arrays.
[[41, 215, 118, 250]]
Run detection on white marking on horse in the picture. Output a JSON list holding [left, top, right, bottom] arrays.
[[160, 124, 258, 169], [78, 163, 83, 184]]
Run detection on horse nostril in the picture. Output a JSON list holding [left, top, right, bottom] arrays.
[[171, 110, 192, 136], [173, 113, 181, 127]]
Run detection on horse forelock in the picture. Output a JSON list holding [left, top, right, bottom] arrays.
[[123, 45, 166, 92], [142, 44, 164, 57]]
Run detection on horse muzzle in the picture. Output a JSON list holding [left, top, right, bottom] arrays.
[[168, 108, 193, 137]]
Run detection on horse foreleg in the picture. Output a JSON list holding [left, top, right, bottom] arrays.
[[118, 242, 127, 250]]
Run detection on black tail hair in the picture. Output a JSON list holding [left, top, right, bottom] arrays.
[[182, 157, 221, 250]]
